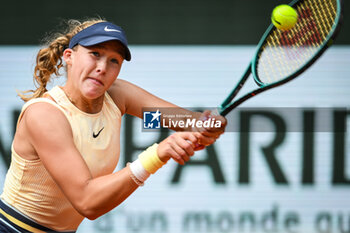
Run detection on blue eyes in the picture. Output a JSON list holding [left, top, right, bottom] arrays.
[[90, 51, 119, 64], [111, 59, 119, 64], [92, 51, 100, 57]]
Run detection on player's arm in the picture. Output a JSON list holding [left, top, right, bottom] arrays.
[[24, 103, 138, 219], [24, 103, 197, 220], [108, 79, 181, 117], [108, 79, 226, 144]]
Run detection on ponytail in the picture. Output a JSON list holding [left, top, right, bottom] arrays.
[[18, 18, 105, 101]]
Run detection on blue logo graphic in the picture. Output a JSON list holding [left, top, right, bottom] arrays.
[[143, 110, 161, 129]]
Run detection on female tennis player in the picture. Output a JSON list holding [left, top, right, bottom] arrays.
[[0, 18, 226, 232]]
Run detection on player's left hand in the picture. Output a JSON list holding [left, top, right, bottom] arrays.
[[192, 110, 227, 149]]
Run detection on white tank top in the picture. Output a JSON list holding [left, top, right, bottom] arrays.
[[1, 86, 122, 231]]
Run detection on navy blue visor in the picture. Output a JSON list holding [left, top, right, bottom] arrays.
[[69, 22, 131, 61]]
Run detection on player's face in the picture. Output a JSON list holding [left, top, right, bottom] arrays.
[[64, 41, 124, 100]]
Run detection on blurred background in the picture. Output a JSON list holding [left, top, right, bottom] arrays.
[[0, 0, 349, 232], [1, 0, 349, 45]]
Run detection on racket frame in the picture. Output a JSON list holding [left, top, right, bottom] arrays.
[[219, 0, 343, 116]]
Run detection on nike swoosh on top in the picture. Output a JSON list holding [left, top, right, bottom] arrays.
[[93, 127, 104, 138], [104, 26, 121, 33]]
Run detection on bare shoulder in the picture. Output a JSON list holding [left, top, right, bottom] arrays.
[[10, 101, 73, 160], [113, 79, 134, 87], [107, 79, 138, 115], [23, 102, 72, 139], [24, 101, 67, 123], [108, 79, 138, 94], [108, 79, 177, 118]]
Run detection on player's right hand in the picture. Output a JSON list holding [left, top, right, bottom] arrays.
[[157, 132, 200, 165]]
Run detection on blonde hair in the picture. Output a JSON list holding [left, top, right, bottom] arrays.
[[19, 18, 106, 101]]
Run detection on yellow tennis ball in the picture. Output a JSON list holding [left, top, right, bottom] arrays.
[[271, 5, 298, 31]]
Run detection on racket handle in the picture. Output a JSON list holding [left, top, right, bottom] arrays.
[[210, 108, 220, 117], [200, 108, 221, 121], [191, 108, 222, 150]]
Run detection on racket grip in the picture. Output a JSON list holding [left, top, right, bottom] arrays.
[[191, 108, 223, 151], [200, 108, 220, 121], [210, 108, 220, 117]]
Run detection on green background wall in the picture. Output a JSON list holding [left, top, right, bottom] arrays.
[[1, 0, 348, 45]]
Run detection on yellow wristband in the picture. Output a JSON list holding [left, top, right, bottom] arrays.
[[139, 143, 165, 174]]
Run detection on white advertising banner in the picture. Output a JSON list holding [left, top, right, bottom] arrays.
[[0, 46, 349, 233]]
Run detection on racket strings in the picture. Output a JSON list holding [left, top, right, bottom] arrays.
[[257, 0, 337, 84]]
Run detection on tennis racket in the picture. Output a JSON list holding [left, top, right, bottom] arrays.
[[218, 0, 343, 117]]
